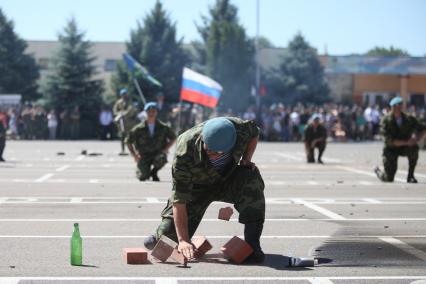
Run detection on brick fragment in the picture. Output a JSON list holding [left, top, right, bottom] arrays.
[[170, 248, 188, 266], [218, 207, 234, 221], [151, 235, 177, 262], [192, 236, 212, 258], [123, 248, 148, 264], [221, 236, 253, 264]]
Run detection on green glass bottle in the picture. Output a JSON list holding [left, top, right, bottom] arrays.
[[70, 223, 82, 265]]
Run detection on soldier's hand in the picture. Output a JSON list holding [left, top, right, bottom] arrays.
[[240, 159, 256, 170], [178, 240, 195, 259], [134, 154, 141, 163]]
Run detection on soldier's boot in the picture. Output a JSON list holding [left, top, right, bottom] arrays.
[[374, 166, 386, 182], [144, 234, 157, 250], [151, 168, 160, 182], [407, 167, 418, 183], [243, 222, 265, 263], [317, 152, 324, 164]]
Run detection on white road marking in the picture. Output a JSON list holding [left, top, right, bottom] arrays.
[[336, 165, 406, 182], [291, 198, 346, 220], [380, 237, 426, 261], [309, 278, 335, 284], [359, 181, 373, 185], [156, 278, 177, 284], [70, 198, 82, 203], [89, 179, 99, 183], [0, 277, 425, 282], [55, 165, 70, 172], [146, 197, 161, 203], [34, 173, 54, 183], [398, 170, 426, 179], [307, 181, 319, 185], [275, 152, 303, 161], [363, 198, 382, 204], [108, 158, 115, 162], [0, 235, 425, 239], [0, 218, 426, 222], [42, 158, 51, 161], [75, 155, 86, 161]]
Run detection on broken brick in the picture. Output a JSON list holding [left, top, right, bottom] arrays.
[[221, 236, 253, 264], [151, 235, 177, 262], [170, 248, 188, 266], [192, 236, 212, 258], [123, 248, 148, 264], [218, 207, 234, 221]]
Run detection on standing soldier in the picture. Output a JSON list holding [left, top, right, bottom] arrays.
[[0, 117, 6, 162], [70, 106, 81, 140], [375, 97, 426, 183], [113, 88, 139, 155], [126, 102, 176, 181], [21, 104, 33, 139], [155, 92, 171, 124], [144, 117, 266, 263], [304, 114, 327, 164]]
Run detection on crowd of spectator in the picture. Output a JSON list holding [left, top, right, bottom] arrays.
[[1, 101, 425, 142]]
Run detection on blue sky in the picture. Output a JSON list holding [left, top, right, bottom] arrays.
[[1, 0, 425, 56]]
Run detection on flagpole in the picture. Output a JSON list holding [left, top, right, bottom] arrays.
[[132, 78, 147, 105], [255, 0, 261, 113]]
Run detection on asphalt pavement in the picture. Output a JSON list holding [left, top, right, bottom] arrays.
[[0, 140, 425, 284]]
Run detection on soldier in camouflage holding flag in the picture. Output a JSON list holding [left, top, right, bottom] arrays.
[[113, 88, 139, 154], [126, 102, 176, 181], [144, 117, 266, 263], [375, 97, 426, 183]]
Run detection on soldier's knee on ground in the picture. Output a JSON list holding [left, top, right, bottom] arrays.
[[137, 169, 151, 181]]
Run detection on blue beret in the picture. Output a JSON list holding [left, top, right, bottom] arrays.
[[144, 102, 158, 111], [119, 88, 128, 96], [389, 96, 403, 106], [202, 118, 236, 153]]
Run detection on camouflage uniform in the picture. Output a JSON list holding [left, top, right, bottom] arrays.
[[304, 123, 327, 162], [113, 98, 139, 151], [379, 112, 426, 181], [153, 117, 265, 242], [125, 119, 176, 181]]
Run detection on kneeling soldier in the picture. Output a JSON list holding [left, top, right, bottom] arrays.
[[144, 117, 266, 263], [304, 114, 327, 164], [375, 97, 426, 183], [126, 102, 176, 181]]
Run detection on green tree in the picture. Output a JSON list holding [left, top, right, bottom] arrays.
[[197, 0, 255, 111], [267, 33, 330, 105], [43, 18, 103, 138], [366, 46, 410, 57], [112, 0, 187, 103], [0, 9, 39, 101]]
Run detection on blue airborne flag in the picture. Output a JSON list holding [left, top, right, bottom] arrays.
[[122, 53, 162, 87]]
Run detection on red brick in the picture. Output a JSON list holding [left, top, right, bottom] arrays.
[[123, 248, 148, 264], [221, 236, 253, 264], [218, 207, 234, 221], [170, 248, 188, 266], [192, 236, 212, 258], [151, 235, 177, 262]]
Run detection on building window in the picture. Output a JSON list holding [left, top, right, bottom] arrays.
[[38, 58, 49, 70], [104, 59, 117, 72]]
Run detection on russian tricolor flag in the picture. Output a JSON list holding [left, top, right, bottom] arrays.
[[180, 67, 223, 108]]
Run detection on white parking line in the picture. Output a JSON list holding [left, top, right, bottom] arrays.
[[156, 278, 177, 284], [75, 155, 86, 161], [363, 198, 382, 204], [291, 198, 346, 220], [275, 152, 303, 161], [55, 165, 70, 172], [0, 234, 425, 239], [89, 179, 99, 183], [336, 165, 406, 183], [309, 278, 335, 284], [380, 237, 426, 261], [70, 198, 82, 203], [1, 277, 425, 282], [34, 173, 54, 183]]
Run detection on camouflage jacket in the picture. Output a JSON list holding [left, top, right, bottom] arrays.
[[113, 98, 138, 132], [125, 119, 176, 155], [172, 117, 259, 203], [304, 124, 327, 143], [380, 112, 426, 148]]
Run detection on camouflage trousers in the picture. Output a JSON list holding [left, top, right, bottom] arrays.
[[154, 166, 265, 243], [0, 137, 5, 158], [305, 141, 326, 162], [136, 152, 167, 181], [381, 145, 419, 182]]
